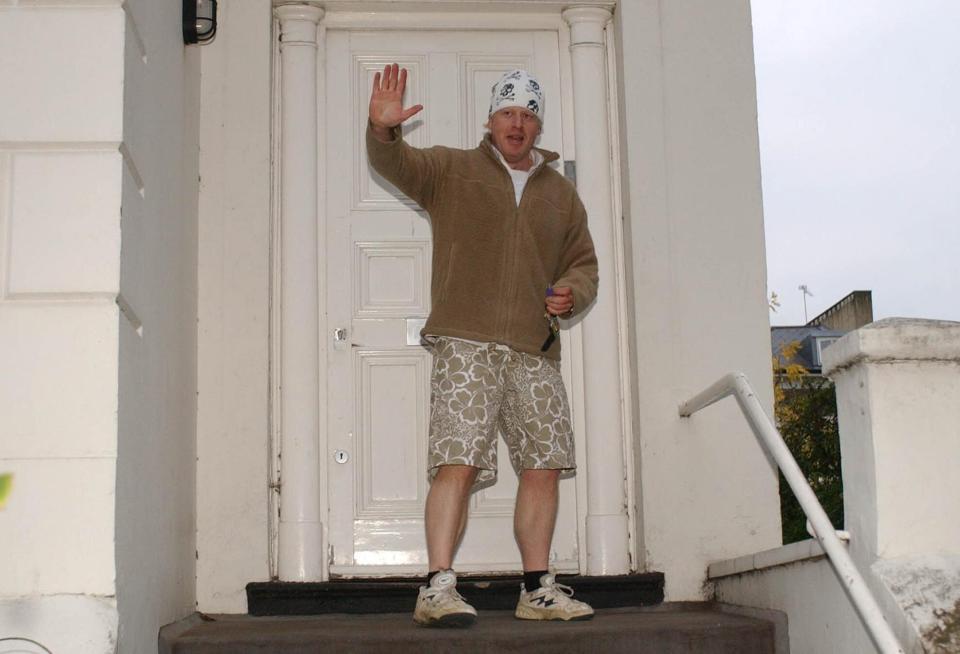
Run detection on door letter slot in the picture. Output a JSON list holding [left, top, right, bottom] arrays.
[[406, 318, 427, 346]]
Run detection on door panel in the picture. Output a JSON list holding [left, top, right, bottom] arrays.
[[325, 29, 577, 576]]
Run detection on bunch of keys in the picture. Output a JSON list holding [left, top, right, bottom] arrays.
[[540, 287, 561, 352]]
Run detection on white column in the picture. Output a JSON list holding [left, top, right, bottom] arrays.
[[824, 318, 960, 561], [274, 3, 324, 581], [562, 6, 631, 575]]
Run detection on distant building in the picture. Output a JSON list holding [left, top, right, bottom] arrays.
[[772, 291, 873, 374], [807, 290, 874, 332]]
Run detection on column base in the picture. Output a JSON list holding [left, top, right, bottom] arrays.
[[585, 513, 631, 575], [278, 520, 324, 581]]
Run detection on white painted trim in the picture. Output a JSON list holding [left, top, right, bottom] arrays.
[[557, 22, 576, 161], [117, 143, 144, 199], [274, 3, 325, 582], [708, 539, 829, 580], [324, 11, 563, 30], [314, 17, 331, 582], [9, 1, 123, 6], [557, 22, 589, 576], [604, 19, 638, 573], [268, 13, 283, 582], [0, 141, 121, 151], [274, 0, 614, 10], [0, 291, 118, 304], [121, 2, 146, 64], [562, 5, 631, 575]]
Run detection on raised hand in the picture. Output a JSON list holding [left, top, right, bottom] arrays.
[[369, 63, 424, 135]]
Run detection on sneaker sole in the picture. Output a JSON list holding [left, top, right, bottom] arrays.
[[514, 607, 595, 622], [414, 612, 477, 628]]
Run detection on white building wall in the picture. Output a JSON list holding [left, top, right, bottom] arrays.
[[0, 4, 125, 652], [0, 1, 200, 651], [614, 0, 781, 600], [196, 0, 274, 612], [114, 0, 200, 650]]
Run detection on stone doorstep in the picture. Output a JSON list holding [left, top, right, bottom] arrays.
[[160, 604, 778, 654], [246, 572, 665, 616]]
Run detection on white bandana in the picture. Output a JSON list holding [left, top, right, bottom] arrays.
[[488, 69, 544, 122]]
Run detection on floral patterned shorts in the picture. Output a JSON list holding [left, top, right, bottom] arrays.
[[427, 336, 576, 487]]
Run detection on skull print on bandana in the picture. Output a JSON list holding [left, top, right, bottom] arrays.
[[488, 69, 545, 122]]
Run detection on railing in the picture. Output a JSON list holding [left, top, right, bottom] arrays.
[[678, 372, 904, 654]]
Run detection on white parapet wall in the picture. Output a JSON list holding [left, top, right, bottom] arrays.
[[712, 540, 878, 653], [824, 318, 960, 653], [711, 318, 960, 654]]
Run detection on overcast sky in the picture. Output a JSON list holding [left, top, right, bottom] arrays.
[[750, 0, 960, 326]]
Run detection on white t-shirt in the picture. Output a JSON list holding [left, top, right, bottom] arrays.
[[495, 148, 544, 206]]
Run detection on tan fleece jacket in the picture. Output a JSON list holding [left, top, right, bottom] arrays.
[[366, 126, 598, 360]]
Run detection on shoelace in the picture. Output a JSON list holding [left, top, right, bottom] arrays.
[[426, 585, 468, 606], [538, 581, 583, 606], [545, 581, 575, 598]]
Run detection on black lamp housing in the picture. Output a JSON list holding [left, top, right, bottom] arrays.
[[183, 0, 217, 45]]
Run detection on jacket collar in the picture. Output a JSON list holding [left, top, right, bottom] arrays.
[[479, 133, 560, 173]]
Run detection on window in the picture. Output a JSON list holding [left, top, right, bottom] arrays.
[[814, 337, 840, 367]]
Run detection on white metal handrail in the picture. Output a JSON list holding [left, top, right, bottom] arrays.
[[679, 372, 904, 654]]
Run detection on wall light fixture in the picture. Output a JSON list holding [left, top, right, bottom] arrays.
[[183, 0, 217, 45]]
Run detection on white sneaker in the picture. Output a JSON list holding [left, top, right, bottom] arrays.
[[515, 573, 595, 621], [413, 569, 478, 628]]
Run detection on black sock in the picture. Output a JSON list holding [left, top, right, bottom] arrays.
[[427, 570, 441, 584], [524, 570, 548, 591]]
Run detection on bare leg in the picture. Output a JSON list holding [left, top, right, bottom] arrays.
[[425, 465, 479, 571], [514, 469, 561, 571]]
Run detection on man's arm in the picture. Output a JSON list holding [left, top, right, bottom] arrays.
[[551, 194, 599, 317], [366, 64, 447, 210]]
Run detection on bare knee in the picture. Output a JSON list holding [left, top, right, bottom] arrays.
[[520, 468, 561, 488], [433, 465, 479, 493]]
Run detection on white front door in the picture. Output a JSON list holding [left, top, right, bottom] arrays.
[[324, 28, 582, 576]]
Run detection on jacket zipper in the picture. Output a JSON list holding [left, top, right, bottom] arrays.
[[503, 168, 543, 342], [481, 139, 552, 342]]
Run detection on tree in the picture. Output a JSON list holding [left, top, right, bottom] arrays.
[[773, 341, 844, 544]]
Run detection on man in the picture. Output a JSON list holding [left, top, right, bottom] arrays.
[[367, 64, 598, 627]]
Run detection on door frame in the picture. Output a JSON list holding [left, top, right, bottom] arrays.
[[267, 0, 633, 582]]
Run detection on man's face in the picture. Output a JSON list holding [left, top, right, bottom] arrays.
[[488, 107, 541, 166]]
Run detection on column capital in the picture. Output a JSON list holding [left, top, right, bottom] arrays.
[[562, 6, 612, 46], [274, 4, 324, 47], [274, 3, 325, 25], [823, 317, 960, 376]]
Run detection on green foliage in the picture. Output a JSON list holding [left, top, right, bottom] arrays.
[[0, 473, 11, 510], [773, 343, 844, 544]]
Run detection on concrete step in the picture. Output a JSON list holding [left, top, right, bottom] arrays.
[[161, 604, 778, 654], [246, 573, 664, 615]]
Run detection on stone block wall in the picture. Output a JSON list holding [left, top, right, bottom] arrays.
[[0, 2, 200, 651]]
